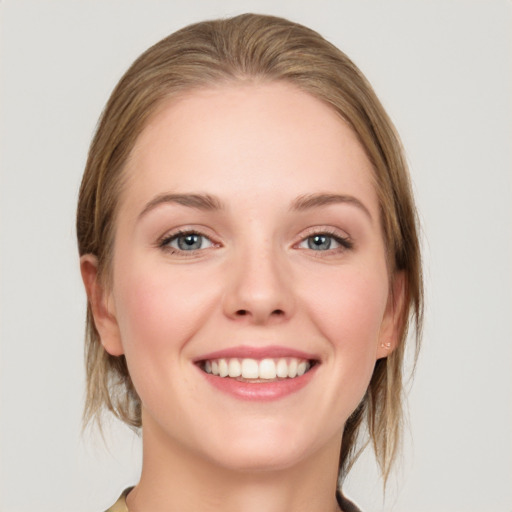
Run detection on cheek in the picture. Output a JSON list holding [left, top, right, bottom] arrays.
[[109, 256, 222, 416], [111, 256, 218, 358], [290, 261, 390, 431], [301, 263, 389, 359]]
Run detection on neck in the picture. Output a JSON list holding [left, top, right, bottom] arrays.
[[127, 413, 342, 512]]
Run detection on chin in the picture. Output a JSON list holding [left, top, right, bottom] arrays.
[[197, 421, 325, 474], [208, 444, 307, 474]]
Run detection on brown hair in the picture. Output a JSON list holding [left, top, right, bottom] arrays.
[[77, 13, 422, 486]]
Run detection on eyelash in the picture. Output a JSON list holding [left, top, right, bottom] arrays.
[[157, 228, 353, 256], [158, 229, 217, 255], [296, 228, 353, 253]]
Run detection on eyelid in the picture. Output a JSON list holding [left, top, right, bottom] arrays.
[[157, 226, 221, 254], [294, 226, 353, 251]]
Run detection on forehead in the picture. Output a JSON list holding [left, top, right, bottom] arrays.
[[122, 81, 377, 214]]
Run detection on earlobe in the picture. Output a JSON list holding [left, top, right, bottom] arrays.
[[376, 271, 406, 360], [80, 254, 124, 356]]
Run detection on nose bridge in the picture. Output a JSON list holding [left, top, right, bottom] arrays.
[[223, 233, 294, 323]]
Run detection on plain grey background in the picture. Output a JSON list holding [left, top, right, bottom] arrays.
[[1, 1, 511, 511]]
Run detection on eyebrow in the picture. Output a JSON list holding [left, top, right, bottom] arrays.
[[138, 193, 224, 220], [137, 191, 372, 222], [291, 193, 373, 221]]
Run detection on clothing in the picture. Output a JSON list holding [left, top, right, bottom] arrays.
[[104, 487, 131, 512], [337, 491, 363, 512], [105, 487, 361, 512]]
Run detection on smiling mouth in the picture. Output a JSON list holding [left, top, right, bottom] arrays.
[[198, 357, 317, 382]]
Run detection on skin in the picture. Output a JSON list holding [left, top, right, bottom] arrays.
[[81, 82, 404, 512]]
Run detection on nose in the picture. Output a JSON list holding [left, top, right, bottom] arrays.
[[222, 245, 295, 325]]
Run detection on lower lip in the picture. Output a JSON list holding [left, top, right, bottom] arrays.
[[199, 365, 318, 401]]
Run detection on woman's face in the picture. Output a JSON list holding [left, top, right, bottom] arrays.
[[92, 82, 401, 472]]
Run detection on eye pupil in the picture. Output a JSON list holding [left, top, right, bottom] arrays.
[[308, 235, 331, 250], [178, 234, 202, 250]]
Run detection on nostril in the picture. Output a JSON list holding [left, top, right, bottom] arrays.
[[232, 308, 285, 319]]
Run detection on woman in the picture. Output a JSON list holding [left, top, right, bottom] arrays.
[[77, 13, 422, 512]]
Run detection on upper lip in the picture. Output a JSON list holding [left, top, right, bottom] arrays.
[[193, 345, 320, 362]]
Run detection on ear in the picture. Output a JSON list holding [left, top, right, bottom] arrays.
[[80, 254, 124, 356], [376, 271, 406, 360]]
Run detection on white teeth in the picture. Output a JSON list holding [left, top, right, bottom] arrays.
[[203, 357, 313, 380], [241, 358, 259, 379], [288, 358, 298, 378], [259, 359, 276, 379], [276, 358, 288, 378], [297, 361, 308, 376], [218, 358, 229, 377], [228, 358, 241, 377]]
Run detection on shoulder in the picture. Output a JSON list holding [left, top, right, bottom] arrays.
[[103, 487, 133, 512]]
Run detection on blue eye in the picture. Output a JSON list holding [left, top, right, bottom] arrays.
[[162, 232, 213, 252], [298, 233, 352, 251], [307, 234, 334, 250]]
